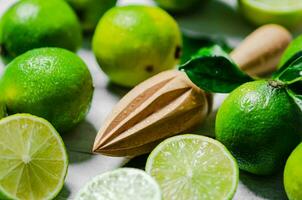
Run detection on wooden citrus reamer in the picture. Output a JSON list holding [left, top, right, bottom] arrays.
[[93, 24, 292, 157]]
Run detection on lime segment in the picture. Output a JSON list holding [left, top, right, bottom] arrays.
[[0, 114, 68, 200], [75, 168, 161, 200], [146, 134, 238, 200]]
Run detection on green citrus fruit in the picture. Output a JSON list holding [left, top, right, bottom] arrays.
[[146, 134, 239, 200], [284, 143, 302, 200], [279, 35, 302, 68], [0, 101, 6, 119], [238, 0, 302, 28], [216, 80, 302, 175], [92, 5, 182, 87], [0, 114, 68, 200], [154, 0, 201, 12], [0, 48, 94, 133], [0, 0, 82, 58], [66, 0, 117, 32], [75, 168, 161, 200]]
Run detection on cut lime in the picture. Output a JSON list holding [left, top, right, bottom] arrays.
[[146, 134, 238, 200], [0, 114, 68, 200], [75, 168, 161, 200], [239, 0, 302, 28]]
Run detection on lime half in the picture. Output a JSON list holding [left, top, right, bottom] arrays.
[[239, 0, 302, 28], [0, 114, 68, 200], [75, 168, 161, 200], [146, 134, 238, 200]]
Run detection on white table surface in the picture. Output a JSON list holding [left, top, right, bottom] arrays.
[[1, 0, 299, 199]]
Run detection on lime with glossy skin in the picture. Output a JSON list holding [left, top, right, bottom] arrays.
[[66, 0, 117, 32], [0, 114, 68, 200], [238, 0, 302, 28], [0, 0, 82, 58], [216, 80, 302, 175], [0, 48, 94, 133], [279, 35, 302, 68], [154, 0, 200, 13], [284, 143, 302, 200], [146, 134, 239, 200], [93, 5, 182, 87], [75, 168, 161, 200]]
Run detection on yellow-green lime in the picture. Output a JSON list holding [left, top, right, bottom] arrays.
[[0, 114, 68, 200], [0, 0, 82, 58], [145, 134, 239, 200], [279, 35, 302, 68], [0, 48, 94, 133], [154, 0, 200, 12], [216, 80, 302, 175], [65, 0, 117, 32], [284, 143, 302, 200], [238, 0, 302, 28], [93, 5, 182, 87], [75, 168, 161, 200]]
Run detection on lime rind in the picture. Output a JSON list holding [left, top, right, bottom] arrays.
[[0, 114, 68, 200], [75, 168, 161, 200], [146, 134, 239, 200]]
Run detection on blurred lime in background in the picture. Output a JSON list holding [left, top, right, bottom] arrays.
[[154, 0, 201, 13], [0, 0, 82, 59], [0, 48, 93, 133], [238, 0, 302, 28], [66, 0, 117, 32], [93, 5, 182, 87]]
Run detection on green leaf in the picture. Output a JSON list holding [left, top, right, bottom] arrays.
[[181, 34, 232, 64], [179, 45, 253, 93], [274, 51, 302, 84], [287, 89, 302, 111]]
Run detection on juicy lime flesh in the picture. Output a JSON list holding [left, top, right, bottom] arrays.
[[0, 114, 68, 200], [76, 168, 161, 200], [245, 0, 302, 10], [146, 135, 238, 200]]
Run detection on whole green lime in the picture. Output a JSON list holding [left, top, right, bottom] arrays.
[[66, 0, 117, 32], [279, 35, 302, 68], [0, 0, 82, 58], [216, 80, 302, 175], [0, 48, 94, 133], [154, 0, 200, 12], [93, 5, 182, 87], [284, 143, 302, 200]]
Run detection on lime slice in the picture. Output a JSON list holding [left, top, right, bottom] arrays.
[[239, 0, 302, 27], [146, 134, 238, 200], [0, 114, 68, 200], [75, 168, 161, 200]]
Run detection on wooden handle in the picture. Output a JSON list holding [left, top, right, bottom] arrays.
[[230, 24, 292, 76]]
